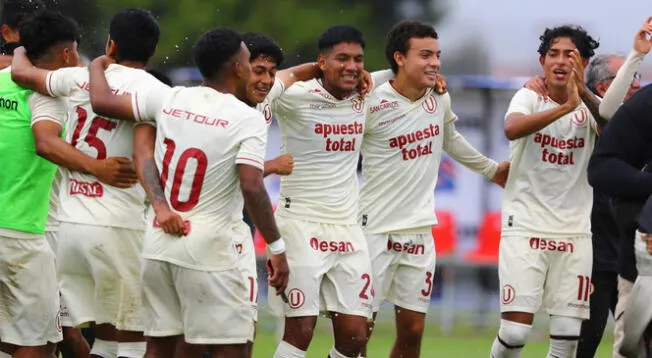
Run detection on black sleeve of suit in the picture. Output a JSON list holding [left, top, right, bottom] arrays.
[[588, 85, 652, 200]]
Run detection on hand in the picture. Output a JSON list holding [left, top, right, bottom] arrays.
[[357, 70, 373, 99], [634, 16, 652, 55], [523, 75, 548, 99], [90, 157, 138, 188], [433, 74, 448, 95], [267, 253, 289, 296], [564, 65, 582, 109], [12, 46, 26, 57], [490, 161, 510, 188], [268, 154, 294, 176], [641, 232, 652, 255], [90, 55, 116, 71], [154, 206, 186, 236], [569, 50, 586, 96]]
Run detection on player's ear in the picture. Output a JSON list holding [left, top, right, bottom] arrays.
[[581, 58, 589, 69], [539, 55, 545, 67], [106, 38, 118, 58], [1, 24, 18, 43], [393, 51, 406, 69], [317, 53, 327, 72]]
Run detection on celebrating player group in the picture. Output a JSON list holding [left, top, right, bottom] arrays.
[[1, 0, 652, 357]]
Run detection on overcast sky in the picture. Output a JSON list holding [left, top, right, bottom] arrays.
[[435, 0, 652, 75]]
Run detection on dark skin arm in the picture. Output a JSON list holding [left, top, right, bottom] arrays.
[[238, 163, 289, 295]]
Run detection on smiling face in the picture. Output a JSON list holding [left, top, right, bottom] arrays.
[[394, 36, 441, 90], [246, 54, 278, 105], [318, 41, 364, 94]]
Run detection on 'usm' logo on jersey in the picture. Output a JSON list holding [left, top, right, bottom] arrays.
[[351, 97, 363, 113], [571, 108, 588, 127], [422, 95, 437, 114]]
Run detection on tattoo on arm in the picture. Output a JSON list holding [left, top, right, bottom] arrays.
[[142, 158, 168, 207]]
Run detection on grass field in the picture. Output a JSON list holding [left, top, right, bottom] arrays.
[[251, 310, 614, 357]]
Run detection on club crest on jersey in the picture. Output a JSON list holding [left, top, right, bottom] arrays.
[[422, 95, 437, 114], [351, 97, 364, 113], [262, 103, 273, 124], [571, 108, 588, 127]]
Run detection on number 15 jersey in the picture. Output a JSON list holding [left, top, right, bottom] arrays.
[[46, 64, 161, 230]]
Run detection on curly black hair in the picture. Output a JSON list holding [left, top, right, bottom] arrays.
[[242, 32, 284, 66], [109, 8, 160, 63], [537, 25, 599, 59], [385, 20, 438, 74], [20, 10, 79, 62], [1, 0, 45, 29]]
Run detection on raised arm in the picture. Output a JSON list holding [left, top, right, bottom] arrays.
[[10, 47, 49, 94], [505, 80, 580, 140], [600, 19, 652, 119], [88, 55, 136, 121], [133, 124, 185, 235], [276, 62, 320, 88]]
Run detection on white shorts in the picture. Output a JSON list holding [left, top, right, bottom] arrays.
[[367, 231, 436, 313], [0, 235, 62, 346], [45, 230, 72, 328], [234, 235, 258, 322], [499, 235, 592, 319], [141, 259, 256, 344], [57, 222, 144, 331], [269, 216, 373, 318]]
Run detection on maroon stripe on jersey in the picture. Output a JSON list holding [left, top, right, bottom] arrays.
[[237, 157, 264, 166], [47, 72, 54, 96], [134, 92, 142, 121], [31, 115, 62, 124]]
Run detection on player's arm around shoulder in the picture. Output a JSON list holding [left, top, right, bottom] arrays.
[[88, 55, 148, 121], [11, 46, 61, 96], [504, 88, 577, 141]]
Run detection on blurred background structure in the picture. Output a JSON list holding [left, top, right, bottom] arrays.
[[18, 0, 652, 356]]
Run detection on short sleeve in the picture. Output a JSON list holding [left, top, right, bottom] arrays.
[[46, 67, 84, 97], [505, 88, 538, 118], [370, 69, 394, 91], [235, 112, 267, 171], [28, 93, 67, 127], [132, 84, 172, 122], [266, 77, 285, 103]]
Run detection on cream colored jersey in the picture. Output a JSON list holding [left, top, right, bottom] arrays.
[[502, 88, 597, 238], [273, 79, 365, 224], [255, 78, 285, 128], [45, 65, 163, 230], [359, 85, 456, 234], [133, 86, 268, 270], [27, 92, 68, 233]]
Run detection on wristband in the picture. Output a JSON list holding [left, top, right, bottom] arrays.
[[268, 238, 286, 255]]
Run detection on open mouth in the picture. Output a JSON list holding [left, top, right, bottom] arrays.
[[552, 69, 568, 81], [254, 87, 270, 97]]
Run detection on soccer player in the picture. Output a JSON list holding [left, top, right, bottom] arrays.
[[12, 8, 164, 358], [265, 25, 378, 358], [87, 26, 289, 358], [359, 20, 508, 358], [0, 0, 44, 69], [0, 10, 137, 358], [490, 25, 604, 358]]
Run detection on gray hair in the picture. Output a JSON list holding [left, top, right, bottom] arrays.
[[586, 52, 625, 94]]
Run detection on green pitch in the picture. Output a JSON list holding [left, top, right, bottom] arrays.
[[251, 315, 614, 357]]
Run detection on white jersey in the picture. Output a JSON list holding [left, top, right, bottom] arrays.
[[133, 85, 267, 269], [255, 78, 285, 128], [45, 64, 162, 230], [359, 84, 456, 234], [502, 88, 597, 238], [273, 79, 365, 224]]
